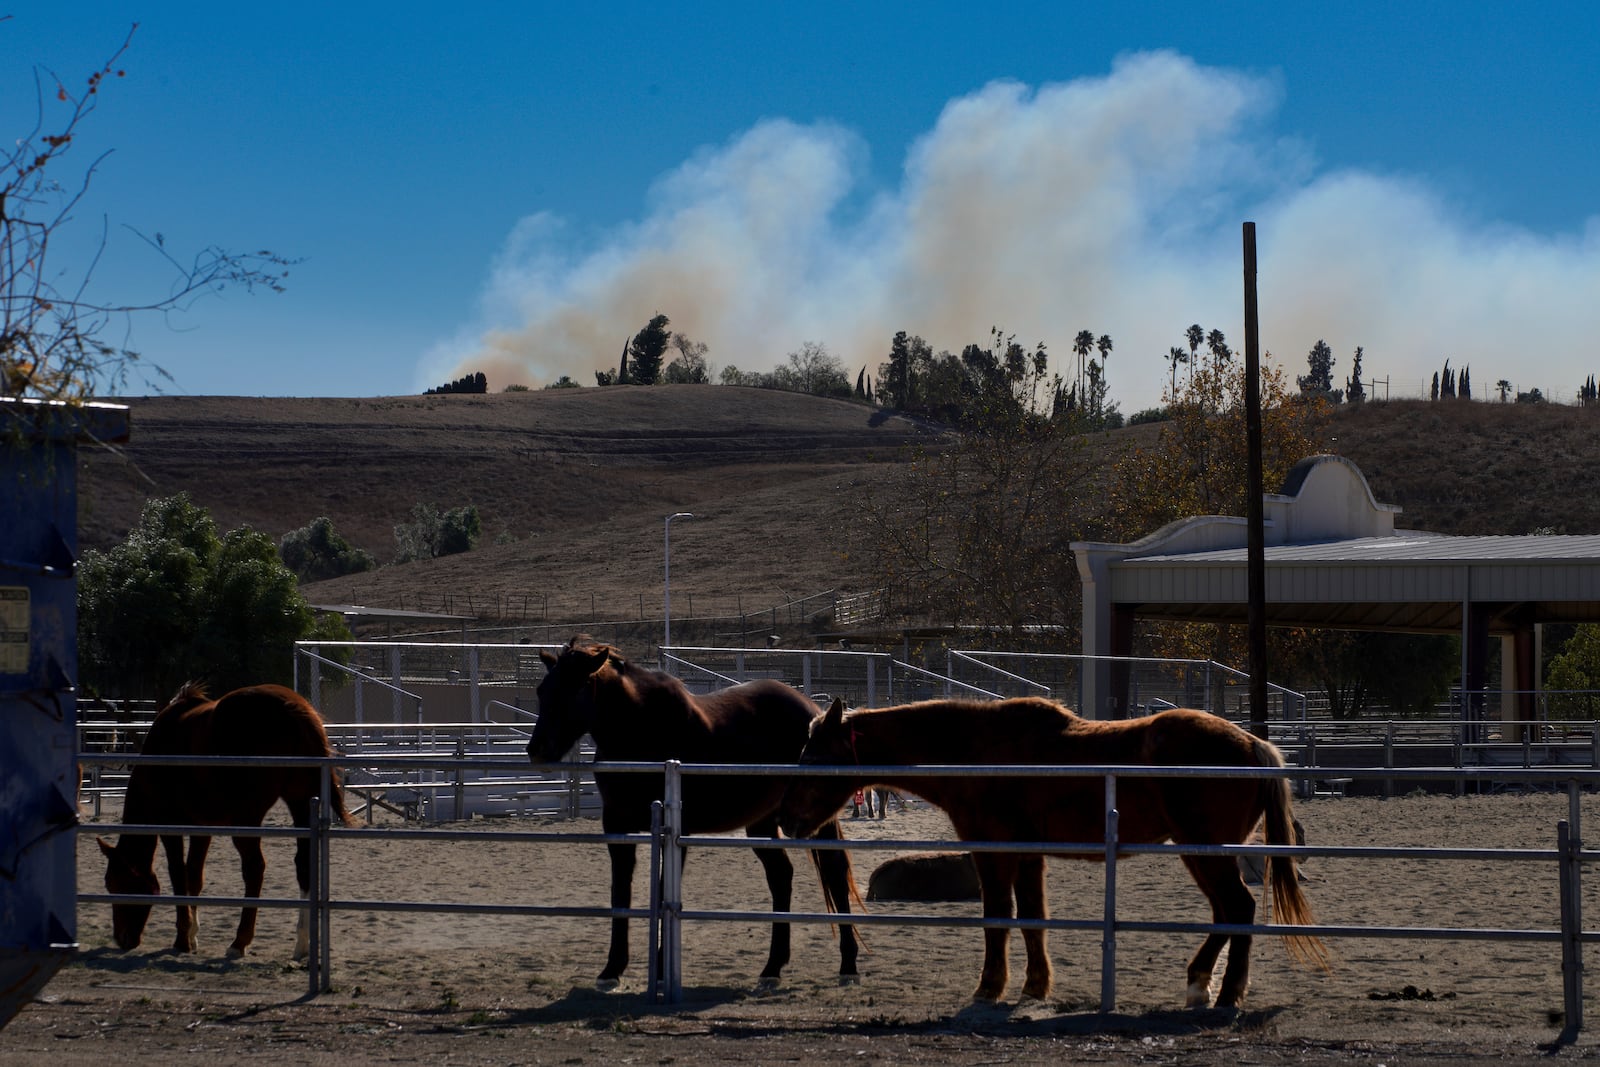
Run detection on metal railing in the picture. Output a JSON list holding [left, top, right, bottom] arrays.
[[77, 751, 1598, 1033]]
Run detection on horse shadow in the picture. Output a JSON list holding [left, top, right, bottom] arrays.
[[68, 945, 293, 983], [489, 982, 753, 1028], [483, 978, 1286, 1040], [947, 997, 1287, 1037]]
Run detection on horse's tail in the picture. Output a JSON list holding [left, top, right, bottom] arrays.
[[1252, 735, 1332, 972], [807, 819, 868, 948], [290, 691, 357, 829], [316, 730, 358, 829]]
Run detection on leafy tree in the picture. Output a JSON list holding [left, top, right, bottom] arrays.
[[1516, 388, 1546, 404], [1297, 339, 1337, 399], [851, 326, 1084, 644], [1106, 354, 1328, 663], [1345, 346, 1366, 404], [424, 371, 487, 395], [78, 494, 349, 698], [279, 516, 376, 583], [2, 27, 290, 405], [881, 331, 912, 410], [540, 377, 578, 390], [851, 395, 1092, 645], [1548, 625, 1600, 717], [393, 503, 482, 562], [662, 333, 711, 384], [777, 341, 850, 396], [626, 313, 672, 385], [1283, 631, 1459, 719], [1459, 365, 1471, 400], [504, 382, 533, 391]]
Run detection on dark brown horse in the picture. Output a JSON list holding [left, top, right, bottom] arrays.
[[527, 636, 862, 989], [97, 682, 352, 958], [779, 697, 1330, 1008]]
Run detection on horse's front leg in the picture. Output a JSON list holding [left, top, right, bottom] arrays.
[[1015, 853, 1052, 1000], [228, 835, 267, 958], [748, 830, 795, 989], [971, 852, 1018, 1001], [290, 800, 314, 961], [161, 835, 197, 952], [598, 841, 637, 987]]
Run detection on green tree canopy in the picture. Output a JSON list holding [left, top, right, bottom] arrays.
[[279, 516, 376, 583], [78, 494, 349, 699], [393, 502, 482, 563], [626, 314, 672, 385], [1548, 624, 1600, 716]]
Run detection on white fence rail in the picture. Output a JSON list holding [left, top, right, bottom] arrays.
[[77, 752, 1597, 1035]]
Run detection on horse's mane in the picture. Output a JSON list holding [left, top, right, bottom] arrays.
[[565, 634, 691, 701]]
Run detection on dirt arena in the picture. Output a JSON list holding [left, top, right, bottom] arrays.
[[7, 792, 1600, 1065]]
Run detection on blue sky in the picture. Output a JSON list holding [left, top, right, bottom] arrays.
[[6, 3, 1598, 412]]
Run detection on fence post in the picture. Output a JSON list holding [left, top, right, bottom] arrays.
[[1384, 721, 1395, 800], [662, 760, 684, 1004], [307, 792, 326, 996], [648, 800, 664, 1003], [453, 737, 466, 820], [1558, 819, 1583, 1034], [1099, 773, 1119, 1014]]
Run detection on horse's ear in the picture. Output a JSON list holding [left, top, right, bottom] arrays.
[[540, 650, 557, 669], [97, 836, 116, 858], [824, 697, 846, 729]]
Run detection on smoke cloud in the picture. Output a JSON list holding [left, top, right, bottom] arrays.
[[429, 51, 1600, 411]]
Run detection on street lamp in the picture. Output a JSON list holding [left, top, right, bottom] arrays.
[[663, 512, 694, 660]]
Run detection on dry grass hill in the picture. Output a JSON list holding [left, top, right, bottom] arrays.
[[77, 388, 1600, 641]]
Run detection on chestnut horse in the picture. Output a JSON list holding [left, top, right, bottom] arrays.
[[527, 636, 862, 989], [779, 697, 1330, 1008], [98, 682, 352, 959]]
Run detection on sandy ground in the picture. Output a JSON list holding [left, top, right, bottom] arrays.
[[7, 791, 1600, 1065]]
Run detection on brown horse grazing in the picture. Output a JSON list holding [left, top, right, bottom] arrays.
[[97, 682, 352, 959], [527, 636, 862, 989], [779, 697, 1330, 1009]]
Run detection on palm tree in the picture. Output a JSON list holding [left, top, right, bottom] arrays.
[[1185, 324, 1203, 387], [1206, 329, 1230, 373], [1167, 346, 1188, 394], [1072, 330, 1094, 400], [1096, 334, 1112, 393]]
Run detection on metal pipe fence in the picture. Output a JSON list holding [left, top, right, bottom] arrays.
[[76, 751, 1598, 1032]]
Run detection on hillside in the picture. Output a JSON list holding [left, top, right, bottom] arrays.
[[77, 388, 947, 634], [77, 390, 1599, 638]]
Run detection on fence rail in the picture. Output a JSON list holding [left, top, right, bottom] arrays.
[[77, 751, 1597, 1033]]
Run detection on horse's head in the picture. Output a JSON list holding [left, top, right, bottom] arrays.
[[527, 635, 620, 763], [778, 698, 859, 839], [98, 836, 159, 951]]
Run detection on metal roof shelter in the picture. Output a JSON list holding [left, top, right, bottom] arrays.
[[1071, 455, 1600, 724]]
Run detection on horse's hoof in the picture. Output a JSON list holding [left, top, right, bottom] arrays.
[[595, 977, 621, 992], [838, 973, 861, 987], [225, 945, 245, 959], [753, 976, 780, 995]]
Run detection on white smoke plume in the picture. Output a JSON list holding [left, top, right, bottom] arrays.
[[428, 51, 1600, 412]]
